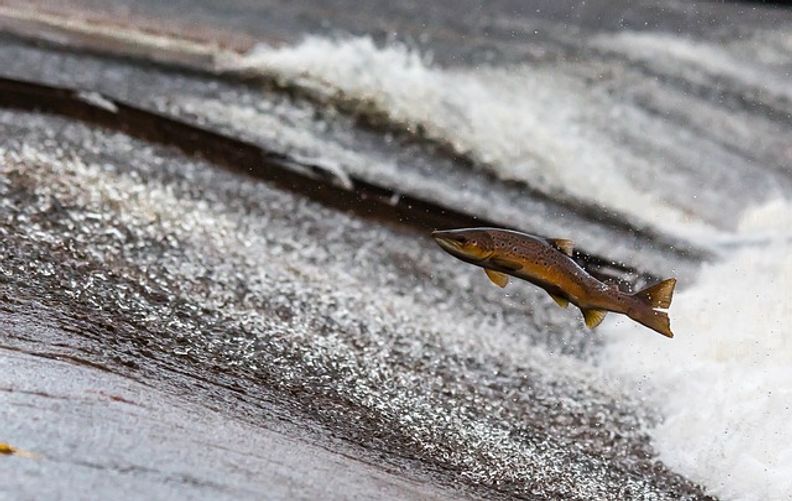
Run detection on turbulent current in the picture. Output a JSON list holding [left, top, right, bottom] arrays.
[[229, 30, 792, 500], [225, 33, 792, 497], [1, 2, 791, 500]]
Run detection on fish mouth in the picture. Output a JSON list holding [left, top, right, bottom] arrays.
[[432, 230, 492, 262], [431, 231, 464, 252]]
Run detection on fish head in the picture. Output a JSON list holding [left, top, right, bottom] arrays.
[[431, 228, 495, 263]]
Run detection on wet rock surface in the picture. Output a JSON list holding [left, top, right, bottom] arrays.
[[0, 339, 454, 501]]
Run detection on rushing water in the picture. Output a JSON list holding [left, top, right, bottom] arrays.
[[227, 30, 792, 499], [602, 199, 792, 501], [1, 1, 791, 499]]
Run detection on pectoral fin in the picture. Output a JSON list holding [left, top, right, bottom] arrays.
[[548, 292, 569, 308], [484, 269, 509, 288], [581, 308, 607, 329], [548, 238, 574, 256]]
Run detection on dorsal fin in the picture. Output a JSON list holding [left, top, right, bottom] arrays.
[[581, 308, 607, 329], [634, 278, 676, 309], [484, 269, 509, 288], [548, 292, 569, 308], [548, 238, 574, 256]]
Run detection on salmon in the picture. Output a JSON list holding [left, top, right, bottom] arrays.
[[432, 228, 676, 337]]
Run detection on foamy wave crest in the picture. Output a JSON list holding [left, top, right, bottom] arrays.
[[601, 198, 792, 500], [228, 36, 718, 240]]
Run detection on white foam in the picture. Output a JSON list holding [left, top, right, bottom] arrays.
[[228, 36, 721, 241], [593, 30, 792, 103], [601, 199, 792, 501]]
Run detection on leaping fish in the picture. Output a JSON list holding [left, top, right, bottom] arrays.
[[432, 228, 676, 338]]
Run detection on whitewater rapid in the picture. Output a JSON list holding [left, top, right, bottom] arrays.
[[231, 36, 717, 240], [227, 32, 792, 244], [601, 199, 792, 501], [226, 34, 792, 499]]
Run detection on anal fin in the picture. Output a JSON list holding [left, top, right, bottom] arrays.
[[484, 269, 509, 288], [548, 293, 569, 308], [581, 308, 607, 329]]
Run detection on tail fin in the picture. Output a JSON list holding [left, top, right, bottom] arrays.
[[633, 309, 674, 338], [634, 278, 676, 309], [630, 278, 676, 337]]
